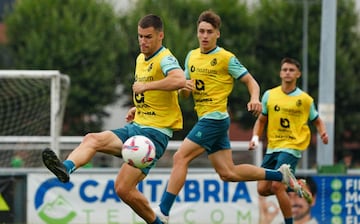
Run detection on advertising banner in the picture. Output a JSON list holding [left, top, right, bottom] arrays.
[[28, 172, 260, 224], [0, 177, 14, 223], [27, 173, 360, 224], [312, 175, 360, 224]]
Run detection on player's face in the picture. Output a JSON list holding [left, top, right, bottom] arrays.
[[280, 62, 301, 84], [138, 26, 163, 57], [288, 192, 312, 221], [197, 21, 220, 53]]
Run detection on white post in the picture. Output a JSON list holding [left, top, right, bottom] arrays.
[[51, 72, 61, 155], [317, 0, 337, 166]]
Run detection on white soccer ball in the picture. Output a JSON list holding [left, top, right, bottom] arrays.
[[122, 135, 156, 168]]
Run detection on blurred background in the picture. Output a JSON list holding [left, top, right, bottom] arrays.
[[0, 0, 360, 170]]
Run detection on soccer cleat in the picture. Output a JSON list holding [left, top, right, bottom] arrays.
[[298, 179, 313, 204], [154, 206, 169, 224], [42, 148, 69, 183], [278, 164, 302, 197]]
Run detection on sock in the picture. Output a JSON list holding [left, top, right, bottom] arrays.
[[151, 216, 163, 224], [159, 191, 177, 216], [264, 169, 282, 182], [63, 160, 76, 174], [284, 217, 293, 224]]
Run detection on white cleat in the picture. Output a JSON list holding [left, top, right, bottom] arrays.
[[278, 164, 302, 196], [154, 206, 169, 224]]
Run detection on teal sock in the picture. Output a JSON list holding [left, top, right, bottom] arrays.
[[63, 160, 76, 174], [284, 217, 293, 224], [159, 191, 177, 216], [264, 169, 282, 181], [151, 216, 163, 224]]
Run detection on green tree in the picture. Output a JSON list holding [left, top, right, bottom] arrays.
[[3, 0, 123, 135], [119, 0, 360, 160], [331, 0, 360, 151]]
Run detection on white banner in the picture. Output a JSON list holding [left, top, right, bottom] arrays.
[[27, 172, 276, 224]]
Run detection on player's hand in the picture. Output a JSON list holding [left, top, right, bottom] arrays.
[[180, 79, 194, 92], [321, 132, 328, 144], [132, 82, 147, 94], [247, 100, 262, 117], [125, 107, 136, 122], [248, 135, 259, 150]]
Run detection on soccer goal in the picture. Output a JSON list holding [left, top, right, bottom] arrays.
[[0, 70, 70, 167]]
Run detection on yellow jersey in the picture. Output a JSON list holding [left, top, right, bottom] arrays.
[[184, 47, 248, 119], [264, 86, 317, 151], [133, 47, 183, 132]]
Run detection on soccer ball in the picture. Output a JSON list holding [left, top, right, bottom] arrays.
[[122, 135, 156, 168]]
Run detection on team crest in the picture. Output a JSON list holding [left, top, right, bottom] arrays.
[[210, 58, 217, 66], [296, 99, 302, 107], [148, 63, 153, 72]]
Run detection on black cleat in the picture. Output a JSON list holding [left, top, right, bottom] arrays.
[[42, 148, 69, 183]]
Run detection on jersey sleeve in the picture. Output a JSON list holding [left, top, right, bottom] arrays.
[[183, 51, 191, 79], [309, 102, 319, 121], [160, 55, 182, 76], [261, 90, 270, 115], [228, 56, 249, 79]]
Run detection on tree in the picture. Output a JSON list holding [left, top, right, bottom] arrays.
[[3, 0, 123, 135]]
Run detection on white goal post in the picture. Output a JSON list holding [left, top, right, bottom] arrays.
[[0, 70, 70, 164]]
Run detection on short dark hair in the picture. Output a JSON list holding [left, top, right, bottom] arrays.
[[281, 57, 301, 70], [197, 10, 221, 30], [138, 14, 163, 32]]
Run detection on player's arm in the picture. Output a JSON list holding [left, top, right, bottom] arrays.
[[249, 114, 267, 150], [125, 107, 136, 123], [312, 117, 328, 144], [309, 102, 328, 144], [133, 68, 186, 93], [239, 73, 262, 117]]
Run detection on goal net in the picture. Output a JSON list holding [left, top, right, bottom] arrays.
[[0, 70, 70, 168]]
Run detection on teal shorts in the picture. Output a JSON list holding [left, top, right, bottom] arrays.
[[261, 151, 299, 173], [111, 123, 169, 175], [187, 117, 231, 154]]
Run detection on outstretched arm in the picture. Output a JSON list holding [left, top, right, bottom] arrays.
[[313, 117, 328, 144]]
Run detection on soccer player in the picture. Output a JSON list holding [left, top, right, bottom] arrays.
[[249, 57, 328, 224], [42, 14, 186, 224], [154, 10, 303, 224]]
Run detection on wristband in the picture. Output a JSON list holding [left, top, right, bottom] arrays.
[[251, 135, 259, 148]]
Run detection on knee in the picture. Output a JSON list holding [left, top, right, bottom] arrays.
[[217, 171, 233, 182], [257, 187, 271, 196], [173, 151, 187, 166], [82, 132, 104, 149], [82, 133, 98, 144], [257, 187, 265, 196], [115, 182, 132, 203], [271, 181, 285, 193], [257, 183, 273, 196]]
